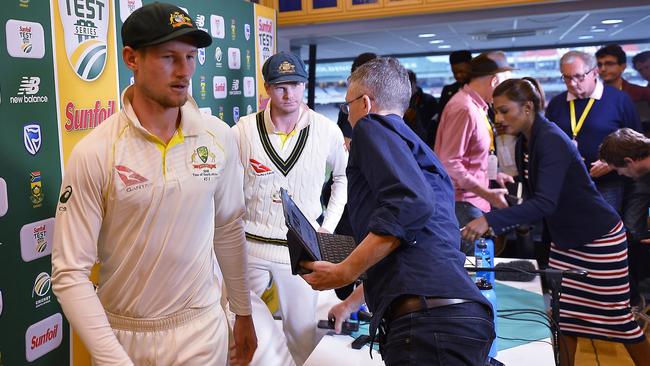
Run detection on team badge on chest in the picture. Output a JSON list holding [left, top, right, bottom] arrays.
[[191, 145, 220, 180]]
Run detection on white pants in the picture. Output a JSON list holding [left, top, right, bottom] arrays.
[[107, 305, 228, 366], [248, 255, 318, 366]]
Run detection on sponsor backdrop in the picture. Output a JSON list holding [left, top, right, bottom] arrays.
[[0, 1, 69, 366], [254, 4, 275, 111], [116, 0, 275, 126], [0, 0, 274, 365], [53, 0, 121, 165]]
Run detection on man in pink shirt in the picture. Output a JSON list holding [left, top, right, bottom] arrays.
[[435, 53, 514, 253]]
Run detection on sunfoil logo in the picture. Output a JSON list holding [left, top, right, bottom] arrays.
[[58, 0, 109, 81], [25, 313, 63, 361]]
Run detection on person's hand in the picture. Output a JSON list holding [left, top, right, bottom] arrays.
[[496, 172, 514, 188], [485, 188, 509, 209], [461, 216, 489, 242], [300, 261, 352, 290], [229, 315, 257, 366], [317, 227, 331, 234], [589, 160, 612, 178], [641, 238, 650, 245], [328, 300, 358, 334]]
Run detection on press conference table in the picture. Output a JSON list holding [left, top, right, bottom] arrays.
[[305, 258, 555, 366]]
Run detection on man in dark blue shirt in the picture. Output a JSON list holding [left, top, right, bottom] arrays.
[[301, 57, 493, 365]]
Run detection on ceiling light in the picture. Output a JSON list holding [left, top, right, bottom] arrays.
[[438, 45, 451, 49], [601, 19, 623, 25], [590, 28, 606, 32], [471, 27, 554, 41], [429, 40, 444, 44], [578, 35, 594, 40], [418, 33, 436, 38]]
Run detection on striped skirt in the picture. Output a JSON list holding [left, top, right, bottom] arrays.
[[549, 221, 645, 343]]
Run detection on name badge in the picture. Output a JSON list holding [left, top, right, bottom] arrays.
[[487, 154, 498, 180]]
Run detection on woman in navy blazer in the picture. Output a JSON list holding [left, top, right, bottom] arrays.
[[462, 78, 650, 366]]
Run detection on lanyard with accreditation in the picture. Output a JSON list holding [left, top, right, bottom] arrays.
[[569, 98, 596, 147], [484, 114, 498, 180]]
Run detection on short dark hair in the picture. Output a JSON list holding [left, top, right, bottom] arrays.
[[407, 69, 417, 84], [595, 44, 626, 64], [351, 52, 378, 73], [449, 50, 472, 65], [599, 128, 650, 167], [493, 77, 546, 113], [632, 50, 650, 68]]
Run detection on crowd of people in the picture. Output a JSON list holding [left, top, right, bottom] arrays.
[[49, 2, 650, 366]]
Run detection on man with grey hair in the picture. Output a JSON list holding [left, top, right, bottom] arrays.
[[300, 57, 495, 365], [546, 50, 640, 213]]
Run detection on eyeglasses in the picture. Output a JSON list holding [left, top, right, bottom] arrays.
[[597, 61, 620, 68], [561, 67, 595, 83], [340, 95, 365, 115]]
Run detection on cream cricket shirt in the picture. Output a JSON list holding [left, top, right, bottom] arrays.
[[51, 87, 251, 364], [232, 104, 348, 263]]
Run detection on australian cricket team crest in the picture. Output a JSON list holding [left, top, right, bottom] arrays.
[[191, 146, 220, 180], [244, 23, 251, 41], [58, 0, 109, 81], [278, 61, 296, 74], [170, 11, 193, 28]]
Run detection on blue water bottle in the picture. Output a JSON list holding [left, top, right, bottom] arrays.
[[349, 304, 369, 321], [475, 239, 494, 284], [477, 278, 498, 358]]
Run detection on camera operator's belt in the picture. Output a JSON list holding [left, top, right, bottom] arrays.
[[385, 296, 471, 322]]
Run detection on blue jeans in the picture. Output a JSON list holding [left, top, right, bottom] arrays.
[[595, 180, 624, 213], [381, 302, 495, 366], [455, 201, 485, 255]]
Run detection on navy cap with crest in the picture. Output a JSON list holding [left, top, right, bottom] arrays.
[[121, 2, 212, 49], [262, 52, 308, 84]]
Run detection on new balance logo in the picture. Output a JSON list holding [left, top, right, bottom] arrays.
[[249, 159, 273, 176], [11, 76, 48, 104], [18, 77, 40, 95]]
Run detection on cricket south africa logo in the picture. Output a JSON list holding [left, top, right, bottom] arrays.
[[58, 0, 109, 81]]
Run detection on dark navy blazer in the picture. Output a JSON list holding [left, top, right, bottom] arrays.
[[485, 114, 620, 249]]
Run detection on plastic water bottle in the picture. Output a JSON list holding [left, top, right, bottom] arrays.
[[475, 239, 494, 284], [349, 304, 369, 321], [477, 278, 498, 358]]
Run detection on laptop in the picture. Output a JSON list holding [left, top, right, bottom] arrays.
[[280, 188, 357, 275]]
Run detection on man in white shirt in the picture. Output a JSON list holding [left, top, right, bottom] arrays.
[[51, 3, 256, 365], [232, 52, 348, 365]]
